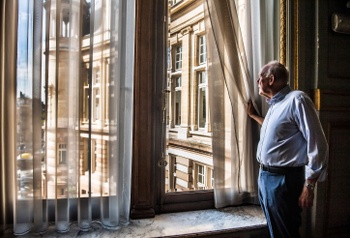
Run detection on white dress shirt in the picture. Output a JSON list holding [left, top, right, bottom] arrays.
[[257, 85, 328, 181]]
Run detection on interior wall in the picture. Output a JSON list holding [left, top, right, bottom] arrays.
[[298, 0, 350, 237]]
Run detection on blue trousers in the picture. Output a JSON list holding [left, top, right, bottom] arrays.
[[258, 168, 305, 238]]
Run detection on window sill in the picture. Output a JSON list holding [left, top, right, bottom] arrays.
[[3, 205, 268, 237], [132, 205, 267, 237]]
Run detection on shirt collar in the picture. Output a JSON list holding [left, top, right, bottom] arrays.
[[266, 85, 291, 105]]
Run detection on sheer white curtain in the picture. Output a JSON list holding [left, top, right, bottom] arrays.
[[204, 0, 279, 208], [1, 0, 135, 235]]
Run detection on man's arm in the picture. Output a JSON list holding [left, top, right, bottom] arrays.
[[295, 94, 329, 208], [247, 100, 264, 125], [299, 177, 318, 208]]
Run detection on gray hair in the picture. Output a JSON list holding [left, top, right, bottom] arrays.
[[260, 60, 289, 83]]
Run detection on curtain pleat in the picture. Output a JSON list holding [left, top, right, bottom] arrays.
[[78, 0, 94, 230], [32, 0, 47, 233], [204, 0, 279, 208], [1, 0, 135, 235], [1, 0, 18, 234], [104, 0, 134, 227]]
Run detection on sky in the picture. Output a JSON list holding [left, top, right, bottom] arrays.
[[17, 0, 33, 98], [17, 0, 49, 101]]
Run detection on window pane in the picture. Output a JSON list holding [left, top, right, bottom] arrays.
[[16, 0, 36, 200], [165, 0, 213, 193], [198, 71, 207, 129], [175, 45, 182, 70], [198, 35, 206, 65], [14, 0, 122, 201], [175, 90, 181, 125], [197, 164, 205, 189], [58, 144, 67, 164], [198, 87, 206, 128]]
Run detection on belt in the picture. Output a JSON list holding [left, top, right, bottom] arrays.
[[260, 164, 303, 175]]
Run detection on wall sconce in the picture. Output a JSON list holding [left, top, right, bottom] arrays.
[[332, 1, 350, 34], [332, 13, 350, 34]]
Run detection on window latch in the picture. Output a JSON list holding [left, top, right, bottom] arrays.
[[157, 152, 168, 168]]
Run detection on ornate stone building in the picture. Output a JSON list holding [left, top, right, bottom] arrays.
[[44, 0, 111, 198], [42, 0, 213, 197], [165, 0, 213, 192]]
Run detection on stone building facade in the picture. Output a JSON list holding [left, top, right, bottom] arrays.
[[166, 0, 214, 192], [42, 0, 213, 198]]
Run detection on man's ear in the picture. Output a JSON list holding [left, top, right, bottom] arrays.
[[268, 75, 274, 85]]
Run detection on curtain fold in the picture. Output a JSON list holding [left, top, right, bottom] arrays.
[[204, 0, 279, 208], [1, 0, 18, 233], [1, 0, 135, 235]]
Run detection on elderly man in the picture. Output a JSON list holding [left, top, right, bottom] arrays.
[[247, 61, 328, 238]]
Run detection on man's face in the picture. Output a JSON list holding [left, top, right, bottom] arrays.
[[257, 75, 271, 99]]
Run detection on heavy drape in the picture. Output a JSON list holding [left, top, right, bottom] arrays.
[[1, 0, 18, 234], [1, 0, 135, 235], [204, 0, 279, 208]]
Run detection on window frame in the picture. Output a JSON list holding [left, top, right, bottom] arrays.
[[197, 164, 206, 189], [198, 35, 207, 65], [58, 143, 67, 165], [174, 76, 182, 126], [197, 71, 207, 129], [174, 45, 182, 71]]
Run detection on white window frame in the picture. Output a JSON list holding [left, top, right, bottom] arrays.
[[58, 143, 67, 165], [198, 35, 206, 65], [197, 164, 206, 190], [175, 45, 182, 71]]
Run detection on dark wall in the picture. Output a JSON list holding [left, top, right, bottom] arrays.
[[306, 0, 350, 237]]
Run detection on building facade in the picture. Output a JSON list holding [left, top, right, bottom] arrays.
[[44, 0, 111, 198], [165, 0, 214, 192]]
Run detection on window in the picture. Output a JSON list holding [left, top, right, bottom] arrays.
[[167, 47, 171, 69], [92, 67, 101, 122], [198, 71, 207, 129], [197, 164, 205, 189], [93, 67, 101, 84], [174, 77, 182, 126], [198, 35, 206, 65], [62, 21, 70, 37], [58, 143, 67, 165], [93, 88, 100, 121], [61, 8, 71, 37], [175, 45, 182, 70], [2, 0, 137, 230], [83, 66, 102, 123], [13, 0, 133, 202], [171, 0, 182, 6], [194, 163, 213, 190]]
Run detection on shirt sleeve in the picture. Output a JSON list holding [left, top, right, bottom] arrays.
[[294, 93, 329, 181]]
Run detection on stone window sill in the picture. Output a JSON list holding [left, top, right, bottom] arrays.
[[3, 205, 268, 237]]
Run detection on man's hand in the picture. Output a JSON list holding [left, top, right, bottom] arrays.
[[299, 185, 315, 208], [246, 100, 264, 125], [247, 100, 257, 118]]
